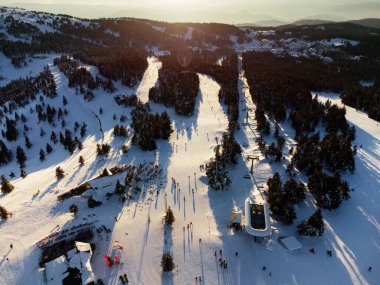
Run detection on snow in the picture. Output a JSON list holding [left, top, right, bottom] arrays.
[[184, 26, 193, 40], [136, 56, 161, 103], [68, 252, 81, 269], [151, 25, 166, 32], [0, 53, 57, 87], [359, 80, 374, 87], [105, 29, 120, 38], [76, 241, 92, 252], [322, 38, 360, 47], [45, 255, 68, 285], [280, 236, 303, 252], [0, 34, 379, 285]]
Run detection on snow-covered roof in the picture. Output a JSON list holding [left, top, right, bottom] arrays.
[[75, 241, 92, 252], [281, 236, 302, 252], [68, 251, 81, 269], [102, 168, 113, 176], [45, 255, 69, 285], [81, 268, 95, 285], [45, 242, 94, 285], [66, 248, 77, 260], [79, 251, 95, 284]]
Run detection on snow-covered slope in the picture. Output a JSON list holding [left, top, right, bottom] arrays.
[[0, 10, 379, 285]]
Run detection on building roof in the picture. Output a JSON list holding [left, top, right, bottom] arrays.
[[45, 242, 94, 285], [281, 236, 303, 252], [45, 255, 69, 285], [75, 241, 92, 252]]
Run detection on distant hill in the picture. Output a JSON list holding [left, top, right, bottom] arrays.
[[237, 19, 287, 27], [238, 18, 380, 29], [348, 18, 380, 29], [291, 19, 334, 26], [251, 19, 287, 27]]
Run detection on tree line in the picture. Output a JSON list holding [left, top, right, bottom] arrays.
[[131, 102, 173, 151]]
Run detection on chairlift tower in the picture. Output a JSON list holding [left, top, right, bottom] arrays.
[[247, 155, 259, 174]]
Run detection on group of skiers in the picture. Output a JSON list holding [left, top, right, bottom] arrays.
[[119, 273, 129, 284], [215, 249, 228, 269]]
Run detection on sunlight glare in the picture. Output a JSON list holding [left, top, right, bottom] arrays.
[[168, 0, 193, 6]]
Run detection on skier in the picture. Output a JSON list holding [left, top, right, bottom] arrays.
[[10, 243, 13, 249]]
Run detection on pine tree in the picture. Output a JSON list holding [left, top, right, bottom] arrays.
[[16, 146, 27, 168], [62, 95, 68, 105], [50, 131, 57, 144], [24, 135, 32, 149], [55, 166, 65, 180], [0, 205, 10, 220], [205, 146, 231, 191], [46, 143, 53, 154], [39, 149, 46, 161], [161, 253, 175, 272], [164, 206, 175, 226], [0, 139, 12, 165], [77, 141, 83, 150], [20, 169, 27, 178], [297, 209, 324, 237], [80, 122, 87, 137], [69, 204, 78, 216], [78, 156, 85, 165], [114, 179, 125, 195], [40, 127, 46, 137], [266, 172, 296, 224], [5, 118, 18, 141], [160, 112, 173, 139], [1, 175, 14, 194], [283, 178, 306, 204]]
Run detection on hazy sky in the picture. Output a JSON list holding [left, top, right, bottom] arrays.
[[1, 0, 379, 23]]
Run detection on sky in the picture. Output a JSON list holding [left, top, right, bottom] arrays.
[[0, 0, 379, 23]]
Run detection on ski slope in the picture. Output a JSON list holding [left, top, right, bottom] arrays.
[[0, 52, 379, 285]]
